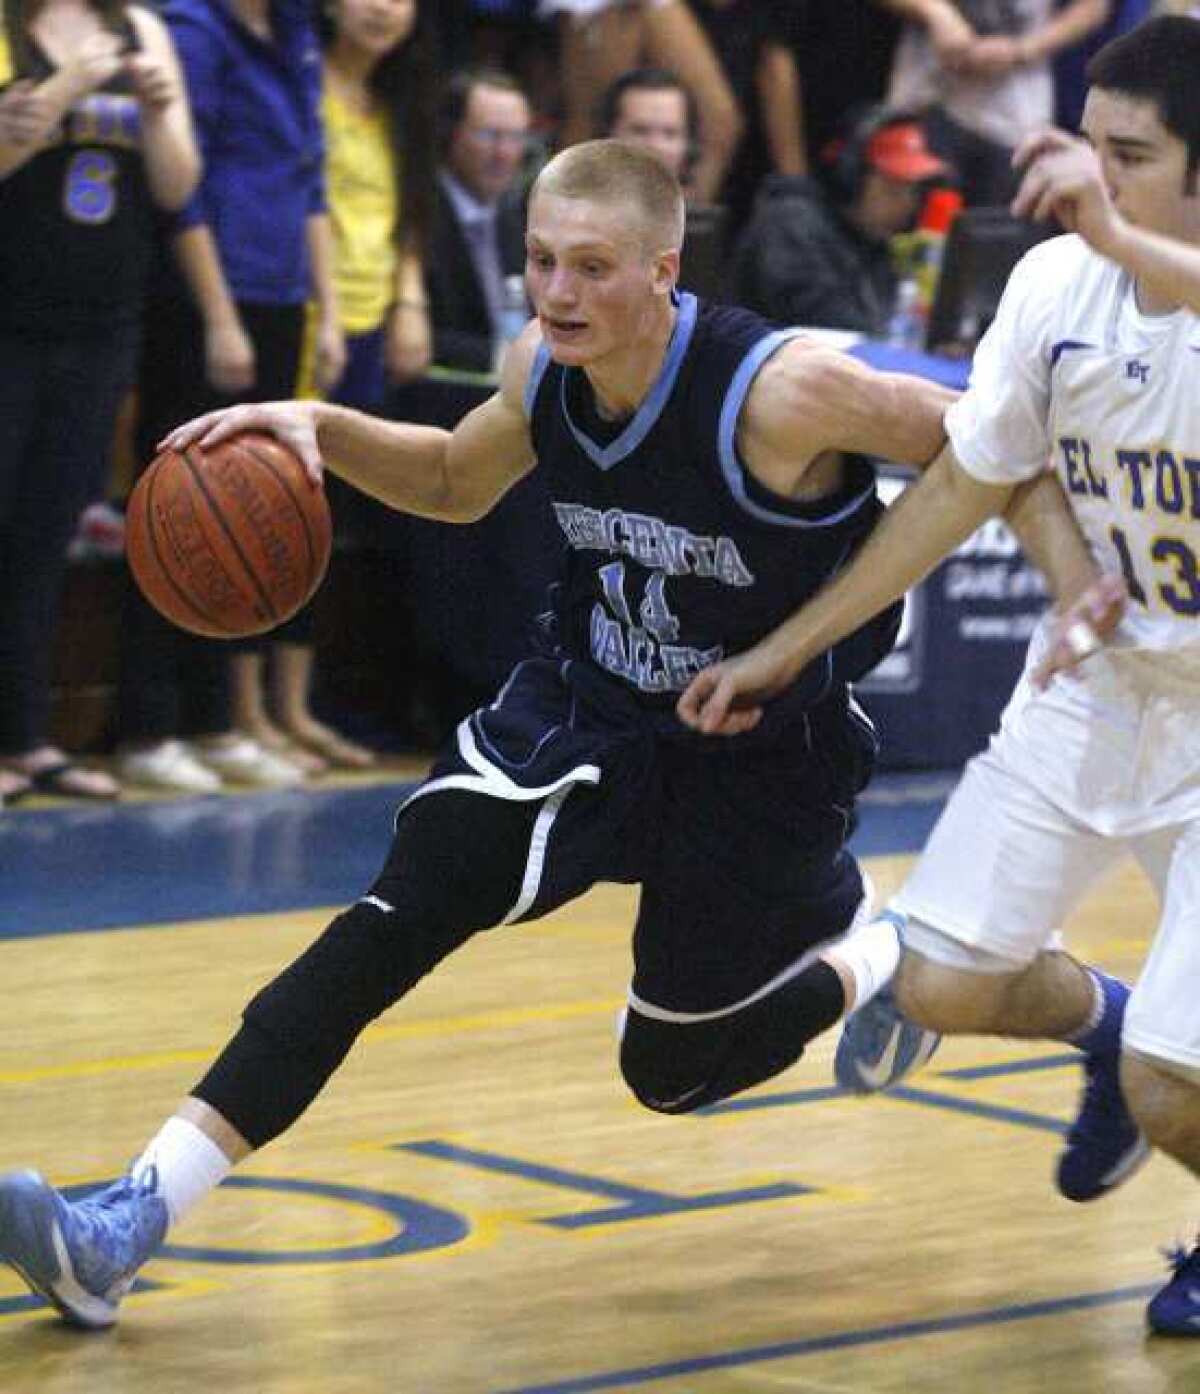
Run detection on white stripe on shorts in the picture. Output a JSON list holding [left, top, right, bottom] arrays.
[[626, 874, 875, 1024]]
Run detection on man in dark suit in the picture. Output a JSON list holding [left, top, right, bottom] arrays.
[[427, 68, 533, 374]]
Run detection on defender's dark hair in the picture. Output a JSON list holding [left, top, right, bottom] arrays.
[[596, 66, 698, 149], [319, 0, 438, 262], [1086, 15, 1200, 190]]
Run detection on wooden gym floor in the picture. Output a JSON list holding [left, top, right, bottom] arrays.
[[1, 770, 1197, 1394]]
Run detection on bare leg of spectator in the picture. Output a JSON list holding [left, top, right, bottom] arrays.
[[230, 650, 325, 777], [643, 1, 742, 203], [555, 4, 644, 150], [272, 642, 376, 770]]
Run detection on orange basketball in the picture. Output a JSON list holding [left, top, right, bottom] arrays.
[[125, 430, 332, 639]]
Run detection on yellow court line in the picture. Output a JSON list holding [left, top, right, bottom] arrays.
[[363, 996, 622, 1043], [0, 997, 624, 1087]]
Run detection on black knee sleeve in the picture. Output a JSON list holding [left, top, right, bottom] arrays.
[[194, 893, 448, 1147], [620, 960, 846, 1114], [193, 791, 538, 1147]]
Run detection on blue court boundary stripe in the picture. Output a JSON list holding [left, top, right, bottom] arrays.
[[0, 771, 951, 942], [496, 1283, 1159, 1394], [700, 1083, 1068, 1136], [939, 1053, 1077, 1080], [0, 1277, 165, 1319]]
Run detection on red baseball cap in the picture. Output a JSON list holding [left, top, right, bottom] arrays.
[[865, 122, 949, 183]]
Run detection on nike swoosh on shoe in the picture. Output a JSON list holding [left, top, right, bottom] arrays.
[[855, 1022, 903, 1091]]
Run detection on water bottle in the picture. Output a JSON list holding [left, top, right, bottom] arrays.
[[913, 187, 963, 320], [887, 276, 924, 352], [493, 273, 528, 374]]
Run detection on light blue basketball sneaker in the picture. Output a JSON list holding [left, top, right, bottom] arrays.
[[834, 911, 941, 1093], [834, 987, 942, 1094], [0, 1167, 167, 1328]]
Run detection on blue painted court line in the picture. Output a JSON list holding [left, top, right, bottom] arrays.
[[0, 1277, 165, 1320], [699, 1084, 844, 1114], [0, 771, 953, 938], [887, 1084, 1067, 1135], [702, 1082, 1067, 1136], [939, 1053, 1078, 1080], [400, 1140, 811, 1229], [157, 1174, 469, 1264], [495, 1283, 1159, 1394]]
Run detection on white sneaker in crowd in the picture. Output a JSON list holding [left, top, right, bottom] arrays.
[[115, 740, 222, 795], [190, 736, 305, 789], [67, 501, 126, 562]]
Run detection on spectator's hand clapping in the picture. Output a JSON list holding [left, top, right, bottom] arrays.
[[959, 34, 1024, 78], [0, 80, 50, 146], [926, 2, 977, 71], [62, 31, 124, 103], [387, 303, 432, 383], [125, 51, 178, 111]]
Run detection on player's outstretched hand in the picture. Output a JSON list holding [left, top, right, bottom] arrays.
[[1012, 128, 1122, 256], [160, 402, 325, 484], [677, 640, 799, 737], [1031, 572, 1127, 690]]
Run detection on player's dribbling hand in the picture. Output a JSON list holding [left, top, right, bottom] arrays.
[[1011, 128, 1122, 256], [1031, 571, 1127, 690], [676, 640, 800, 737], [160, 402, 325, 485]]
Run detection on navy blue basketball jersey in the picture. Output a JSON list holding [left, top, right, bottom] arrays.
[[524, 292, 898, 726]]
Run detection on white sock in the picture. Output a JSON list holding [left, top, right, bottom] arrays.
[[130, 1117, 233, 1228], [825, 912, 903, 1012]]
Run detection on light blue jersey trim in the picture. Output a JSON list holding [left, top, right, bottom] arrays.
[[559, 292, 699, 471], [718, 330, 875, 529], [523, 344, 552, 420]]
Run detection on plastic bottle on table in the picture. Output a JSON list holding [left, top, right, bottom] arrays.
[[913, 186, 963, 319], [887, 276, 925, 351], [493, 273, 529, 374]]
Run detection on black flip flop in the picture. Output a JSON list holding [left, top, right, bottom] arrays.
[[0, 772, 32, 808], [26, 760, 120, 801]]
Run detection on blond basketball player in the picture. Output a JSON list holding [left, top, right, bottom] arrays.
[[0, 135, 1108, 1332]]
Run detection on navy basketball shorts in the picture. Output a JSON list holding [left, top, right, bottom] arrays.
[[395, 659, 874, 1017]]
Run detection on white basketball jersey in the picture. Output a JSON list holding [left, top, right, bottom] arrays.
[[947, 233, 1200, 658]]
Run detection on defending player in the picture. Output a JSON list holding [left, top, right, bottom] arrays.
[[0, 138, 1102, 1328], [678, 16, 1200, 1336]]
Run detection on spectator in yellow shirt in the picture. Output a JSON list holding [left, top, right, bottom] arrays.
[[262, 0, 438, 770]]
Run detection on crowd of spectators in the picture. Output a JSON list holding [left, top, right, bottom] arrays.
[[0, 0, 1192, 804]]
